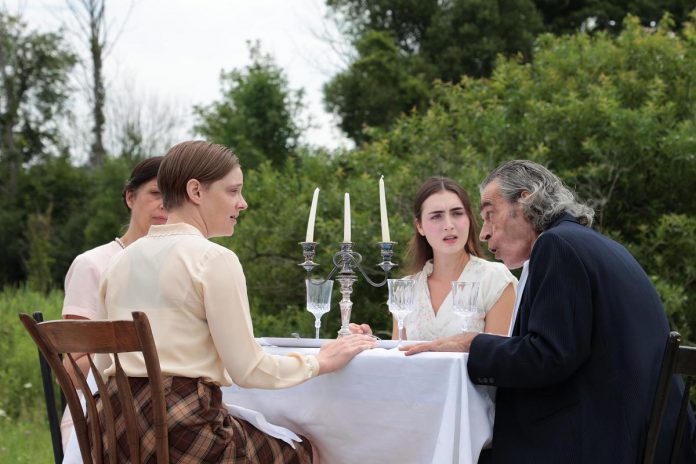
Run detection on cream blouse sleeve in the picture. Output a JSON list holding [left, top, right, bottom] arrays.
[[200, 248, 319, 389], [62, 254, 101, 319], [480, 262, 518, 313]]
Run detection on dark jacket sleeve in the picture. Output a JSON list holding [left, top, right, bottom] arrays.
[[467, 232, 593, 388]]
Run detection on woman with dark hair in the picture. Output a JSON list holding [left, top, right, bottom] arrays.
[[60, 156, 167, 449], [352, 176, 516, 340], [94, 141, 374, 463]]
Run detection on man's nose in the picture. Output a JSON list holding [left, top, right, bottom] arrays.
[[479, 224, 491, 242]]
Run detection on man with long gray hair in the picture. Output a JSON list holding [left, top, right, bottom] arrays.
[[404, 160, 695, 463]]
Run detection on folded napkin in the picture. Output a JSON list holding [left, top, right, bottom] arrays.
[[225, 403, 302, 449]]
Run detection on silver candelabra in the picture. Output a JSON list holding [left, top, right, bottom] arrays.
[[299, 241, 398, 337]]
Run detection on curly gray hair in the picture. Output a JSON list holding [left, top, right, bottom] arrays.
[[481, 160, 594, 232]]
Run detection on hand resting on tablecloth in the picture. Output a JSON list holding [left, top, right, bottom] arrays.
[[316, 334, 376, 374]]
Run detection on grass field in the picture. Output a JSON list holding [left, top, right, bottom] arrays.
[[1, 287, 63, 463]]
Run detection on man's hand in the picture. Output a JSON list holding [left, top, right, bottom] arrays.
[[400, 332, 478, 356]]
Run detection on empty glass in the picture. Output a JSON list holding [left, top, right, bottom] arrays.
[[387, 278, 416, 344], [451, 281, 484, 332], [306, 279, 334, 339]]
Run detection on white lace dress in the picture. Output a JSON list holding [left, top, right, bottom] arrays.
[[403, 256, 517, 341]]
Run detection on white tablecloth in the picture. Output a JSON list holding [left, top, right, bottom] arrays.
[[222, 346, 495, 464]]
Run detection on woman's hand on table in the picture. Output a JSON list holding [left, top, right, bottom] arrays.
[[348, 322, 373, 335], [317, 334, 377, 375]]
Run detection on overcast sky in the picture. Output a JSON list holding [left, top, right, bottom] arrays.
[[4, 0, 352, 151]]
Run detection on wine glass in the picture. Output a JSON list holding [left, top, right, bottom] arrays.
[[387, 278, 416, 344], [306, 279, 334, 339], [451, 281, 483, 333]]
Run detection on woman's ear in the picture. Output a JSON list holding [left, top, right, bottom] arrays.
[[186, 179, 203, 205], [125, 189, 136, 210], [415, 218, 425, 236]]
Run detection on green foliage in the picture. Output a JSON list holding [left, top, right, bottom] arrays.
[[534, 0, 695, 34], [0, 12, 76, 192], [82, 156, 132, 249], [0, 287, 62, 420], [194, 41, 304, 170], [25, 211, 54, 294], [324, 1, 696, 144], [324, 30, 431, 144], [324, 0, 544, 143], [632, 215, 696, 340], [0, 287, 61, 461], [0, 415, 53, 463]]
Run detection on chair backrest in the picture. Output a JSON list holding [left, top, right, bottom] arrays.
[[19, 311, 168, 464], [644, 331, 696, 464], [32, 311, 65, 464]]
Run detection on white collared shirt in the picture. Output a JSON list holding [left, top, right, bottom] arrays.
[[508, 260, 529, 336]]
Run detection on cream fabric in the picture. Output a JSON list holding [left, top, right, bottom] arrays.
[[62, 240, 123, 319], [404, 256, 517, 340], [61, 240, 123, 450], [96, 222, 318, 388]]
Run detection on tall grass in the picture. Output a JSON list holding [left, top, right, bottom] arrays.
[[0, 287, 62, 462]]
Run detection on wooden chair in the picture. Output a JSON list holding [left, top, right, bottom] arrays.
[[32, 311, 66, 464], [19, 311, 168, 464], [644, 331, 696, 464]]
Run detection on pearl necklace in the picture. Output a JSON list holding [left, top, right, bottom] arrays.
[[114, 237, 126, 249]]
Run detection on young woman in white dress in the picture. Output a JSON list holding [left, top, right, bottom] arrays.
[[352, 176, 517, 340]]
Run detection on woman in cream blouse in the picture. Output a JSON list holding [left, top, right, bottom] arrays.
[[95, 141, 375, 463], [351, 176, 516, 340]]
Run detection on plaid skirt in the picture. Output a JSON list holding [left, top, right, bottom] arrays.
[[93, 376, 313, 463]]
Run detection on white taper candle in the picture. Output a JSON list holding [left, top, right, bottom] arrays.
[[305, 187, 320, 242], [379, 176, 390, 242], [343, 192, 351, 242]]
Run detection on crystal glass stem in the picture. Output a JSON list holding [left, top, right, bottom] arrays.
[[337, 274, 357, 337]]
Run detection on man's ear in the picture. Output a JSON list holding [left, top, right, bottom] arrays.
[[520, 190, 531, 200], [186, 179, 203, 205]]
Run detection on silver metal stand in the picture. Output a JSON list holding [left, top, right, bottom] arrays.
[[299, 241, 397, 337]]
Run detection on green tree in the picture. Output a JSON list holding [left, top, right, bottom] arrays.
[[194, 41, 304, 170], [0, 12, 76, 286], [0, 12, 76, 196], [324, 30, 431, 144], [534, 0, 695, 34], [25, 210, 54, 293], [324, 0, 696, 144], [324, 0, 543, 143]]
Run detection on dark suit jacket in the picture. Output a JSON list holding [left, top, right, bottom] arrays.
[[468, 214, 695, 463]]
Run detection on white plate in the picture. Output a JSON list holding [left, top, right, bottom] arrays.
[[257, 337, 421, 350], [258, 337, 326, 348]]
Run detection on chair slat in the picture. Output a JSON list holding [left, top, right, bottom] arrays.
[[88, 354, 116, 464], [39, 320, 141, 353], [66, 352, 103, 464], [114, 355, 141, 463], [32, 311, 64, 464]]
